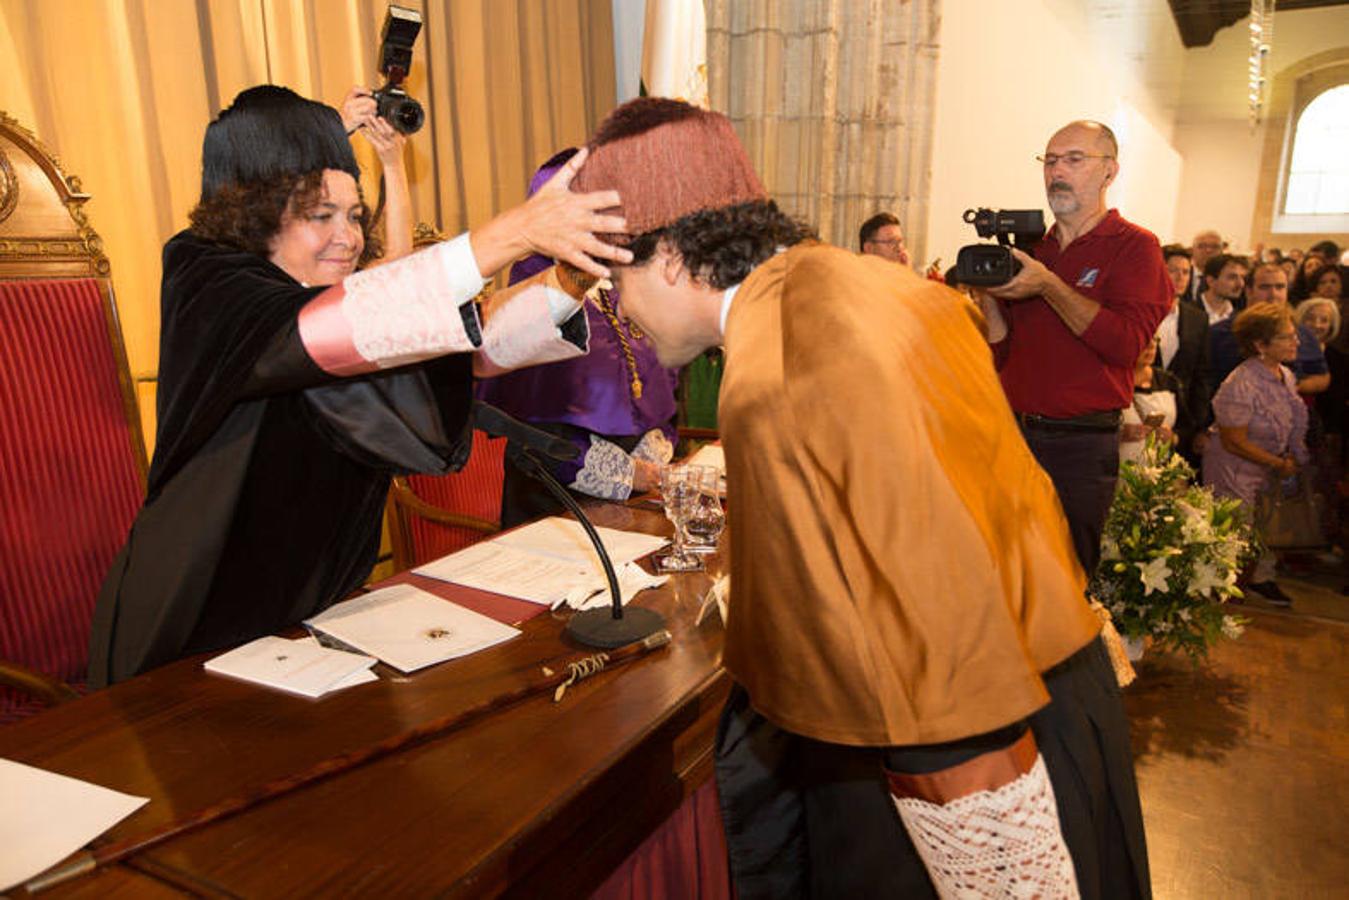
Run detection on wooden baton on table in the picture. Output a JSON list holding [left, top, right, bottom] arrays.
[[22, 630, 673, 894]]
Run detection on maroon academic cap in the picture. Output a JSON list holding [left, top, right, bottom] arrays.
[[573, 97, 766, 241]]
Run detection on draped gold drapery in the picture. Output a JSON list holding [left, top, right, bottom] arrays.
[[0, 0, 615, 443], [705, 0, 940, 266]]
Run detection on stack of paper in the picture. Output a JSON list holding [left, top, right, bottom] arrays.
[[1, 759, 148, 893], [414, 517, 669, 607], [204, 636, 376, 698], [305, 583, 520, 673], [292, 636, 380, 691]]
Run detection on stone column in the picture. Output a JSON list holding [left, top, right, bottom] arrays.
[[706, 0, 941, 265]]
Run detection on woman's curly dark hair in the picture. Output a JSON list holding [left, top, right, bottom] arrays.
[[188, 171, 382, 266], [1308, 264, 1344, 298], [627, 200, 815, 289]]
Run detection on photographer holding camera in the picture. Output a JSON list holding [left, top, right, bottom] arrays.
[[340, 86, 413, 262], [975, 120, 1171, 574]]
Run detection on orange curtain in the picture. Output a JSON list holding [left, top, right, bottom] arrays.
[[0, 0, 615, 448]]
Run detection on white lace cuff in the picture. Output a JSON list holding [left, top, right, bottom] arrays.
[[569, 435, 636, 501], [631, 429, 674, 465], [473, 267, 589, 377], [891, 755, 1079, 899], [297, 233, 486, 375]]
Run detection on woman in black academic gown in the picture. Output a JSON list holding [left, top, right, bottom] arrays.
[[88, 86, 628, 685]]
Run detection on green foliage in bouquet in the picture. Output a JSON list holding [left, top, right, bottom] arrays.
[[1091, 436, 1251, 659]]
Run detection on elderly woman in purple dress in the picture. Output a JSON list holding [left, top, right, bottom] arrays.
[[477, 149, 679, 527], [1203, 302, 1309, 606]]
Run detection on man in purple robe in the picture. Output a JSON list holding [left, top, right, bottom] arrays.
[[476, 149, 680, 526]]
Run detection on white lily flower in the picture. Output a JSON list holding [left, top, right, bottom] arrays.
[[1135, 556, 1173, 596], [1188, 561, 1229, 598]]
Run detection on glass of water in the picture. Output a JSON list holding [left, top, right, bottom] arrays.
[[657, 465, 703, 572], [684, 465, 725, 553]]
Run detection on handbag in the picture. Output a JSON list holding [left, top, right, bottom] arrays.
[[1254, 473, 1326, 550]]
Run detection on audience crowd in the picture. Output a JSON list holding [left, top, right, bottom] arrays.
[[1157, 235, 1348, 605]]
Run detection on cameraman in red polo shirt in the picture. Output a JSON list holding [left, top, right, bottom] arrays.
[[977, 120, 1172, 574]]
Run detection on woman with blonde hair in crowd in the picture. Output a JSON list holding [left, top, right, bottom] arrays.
[[1203, 303, 1310, 606]]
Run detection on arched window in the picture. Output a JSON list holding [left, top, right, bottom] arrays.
[[1283, 84, 1349, 215]]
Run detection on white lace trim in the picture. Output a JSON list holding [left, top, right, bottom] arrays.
[[631, 429, 674, 465], [474, 274, 588, 377], [891, 755, 1080, 900], [569, 435, 635, 500], [341, 234, 485, 368]]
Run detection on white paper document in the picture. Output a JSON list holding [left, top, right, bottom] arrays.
[[305, 583, 520, 673], [204, 636, 376, 698], [414, 517, 669, 606], [491, 517, 668, 566], [417, 539, 593, 605], [291, 637, 380, 691], [0, 758, 148, 892], [686, 443, 725, 474]]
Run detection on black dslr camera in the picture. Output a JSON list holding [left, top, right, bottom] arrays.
[[372, 5, 425, 135], [954, 208, 1046, 286]]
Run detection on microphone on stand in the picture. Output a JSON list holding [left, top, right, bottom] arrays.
[[471, 401, 667, 649]]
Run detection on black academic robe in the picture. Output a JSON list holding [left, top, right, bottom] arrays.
[[88, 232, 473, 686]]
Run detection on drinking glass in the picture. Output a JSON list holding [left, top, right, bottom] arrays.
[[657, 465, 703, 572], [684, 465, 725, 553]]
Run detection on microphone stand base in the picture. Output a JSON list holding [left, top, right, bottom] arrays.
[[566, 606, 667, 649]]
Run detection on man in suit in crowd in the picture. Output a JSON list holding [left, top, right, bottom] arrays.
[[1198, 252, 1248, 325], [1159, 244, 1210, 465]]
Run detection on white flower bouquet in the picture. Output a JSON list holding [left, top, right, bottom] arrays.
[[1090, 436, 1251, 660]]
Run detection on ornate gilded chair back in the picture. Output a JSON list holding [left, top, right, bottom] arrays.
[[0, 112, 147, 720]]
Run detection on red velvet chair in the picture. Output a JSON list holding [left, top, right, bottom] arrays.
[[384, 429, 505, 571], [0, 112, 147, 722], [380, 225, 504, 573]]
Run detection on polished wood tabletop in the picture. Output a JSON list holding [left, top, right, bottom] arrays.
[[2, 502, 729, 898]]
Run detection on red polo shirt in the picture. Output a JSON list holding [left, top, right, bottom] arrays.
[[993, 209, 1172, 418]]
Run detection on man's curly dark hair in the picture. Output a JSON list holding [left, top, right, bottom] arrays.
[[626, 200, 815, 289], [188, 171, 382, 267]]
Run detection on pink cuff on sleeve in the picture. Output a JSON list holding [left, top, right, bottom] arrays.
[[297, 284, 367, 376]]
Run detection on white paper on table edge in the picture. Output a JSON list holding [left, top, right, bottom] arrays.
[[0, 759, 148, 892]]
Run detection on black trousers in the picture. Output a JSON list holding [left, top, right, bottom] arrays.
[[1020, 426, 1120, 575], [714, 637, 1150, 899]]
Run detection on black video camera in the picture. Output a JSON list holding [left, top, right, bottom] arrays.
[[372, 5, 424, 135], [954, 208, 1046, 286]]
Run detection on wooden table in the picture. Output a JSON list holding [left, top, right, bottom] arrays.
[[2, 503, 729, 898]]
